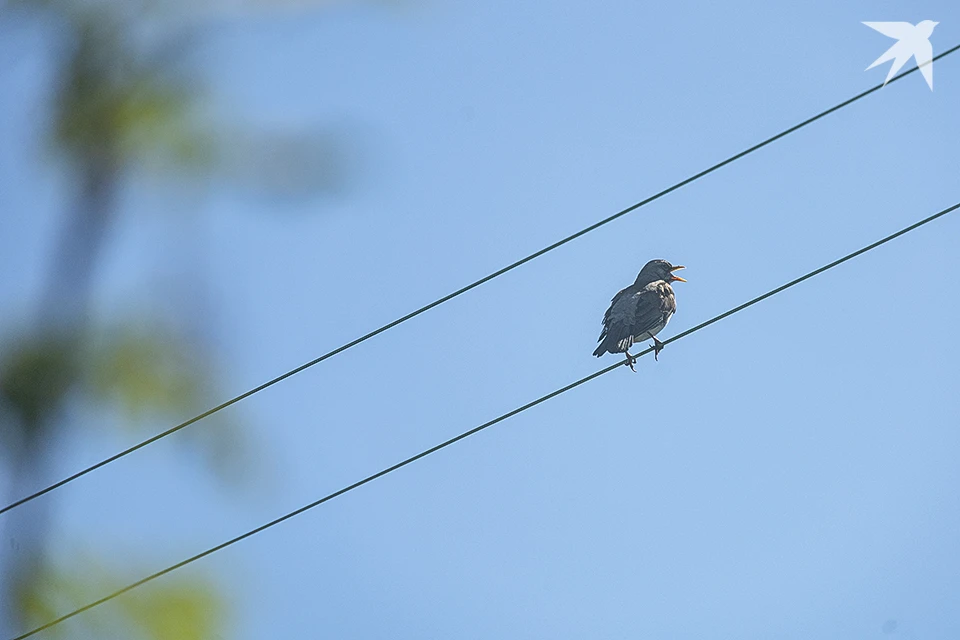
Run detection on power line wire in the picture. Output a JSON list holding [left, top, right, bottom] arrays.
[[14, 200, 958, 640], [3, 44, 958, 518]]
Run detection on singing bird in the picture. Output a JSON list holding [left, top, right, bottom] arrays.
[[593, 259, 686, 371]]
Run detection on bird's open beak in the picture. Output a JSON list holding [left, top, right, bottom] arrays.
[[670, 265, 686, 282]]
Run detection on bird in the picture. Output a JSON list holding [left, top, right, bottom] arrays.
[[593, 259, 686, 371], [864, 20, 938, 90]]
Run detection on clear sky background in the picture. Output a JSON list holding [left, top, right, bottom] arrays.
[[1, 0, 959, 638]]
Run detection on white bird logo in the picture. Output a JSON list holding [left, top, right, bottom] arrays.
[[863, 21, 938, 90]]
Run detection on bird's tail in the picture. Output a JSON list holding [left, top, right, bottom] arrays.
[[592, 339, 611, 357]]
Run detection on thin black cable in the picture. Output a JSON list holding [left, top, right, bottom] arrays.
[[3, 44, 958, 518], [14, 201, 958, 640]]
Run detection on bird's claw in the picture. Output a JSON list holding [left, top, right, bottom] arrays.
[[624, 352, 637, 372], [651, 337, 665, 361]]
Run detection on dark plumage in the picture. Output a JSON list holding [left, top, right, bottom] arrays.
[[593, 259, 686, 370]]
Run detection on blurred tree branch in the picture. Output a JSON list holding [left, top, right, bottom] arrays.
[[1, 0, 378, 635]]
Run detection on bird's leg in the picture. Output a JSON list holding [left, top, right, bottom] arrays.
[[651, 337, 665, 361], [624, 351, 637, 372]]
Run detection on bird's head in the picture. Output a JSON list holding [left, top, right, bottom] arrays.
[[918, 20, 939, 36], [636, 259, 686, 285]]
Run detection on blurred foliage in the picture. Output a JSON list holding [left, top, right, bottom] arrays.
[[50, 5, 215, 172], [84, 323, 206, 425], [1, 322, 240, 637], [84, 320, 257, 485], [214, 126, 355, 199], [32, 0, 359, 195], [113, 578, 222, 640], [0, 312, 237, 625], [2, 0, 380, 634], [16, 555, 222, 640], [0, 334, 79, 438], [0, 321, 253, 482]]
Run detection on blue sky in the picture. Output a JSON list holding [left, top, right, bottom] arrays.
[[1, 0, 959, 638]]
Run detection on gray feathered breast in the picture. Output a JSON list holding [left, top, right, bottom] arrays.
[[593, 281, 677, 356]]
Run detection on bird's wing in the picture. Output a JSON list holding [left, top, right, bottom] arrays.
[[597, 285, 635, 342], [596, 289, 633, 346], [916, 37, 934, 89], [863, 22, 915, 39], [631, 283, 671, 334], [601, 286, 631, 326], [598, 286, 638, 341]]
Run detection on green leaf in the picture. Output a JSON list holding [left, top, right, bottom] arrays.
[[51, 7, 214, 172], [78, 319, 258, 488], [83, 322, 207, 424], [0, 333, 79, 434], [115, 579, 223, 640], [15, 554, 224, 640]]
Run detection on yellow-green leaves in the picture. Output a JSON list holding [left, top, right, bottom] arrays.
[[16, 556, 224, 640], [85, 323, 206, 424]]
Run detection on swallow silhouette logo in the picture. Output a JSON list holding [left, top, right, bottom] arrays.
[[864, 21, 938, 90]]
